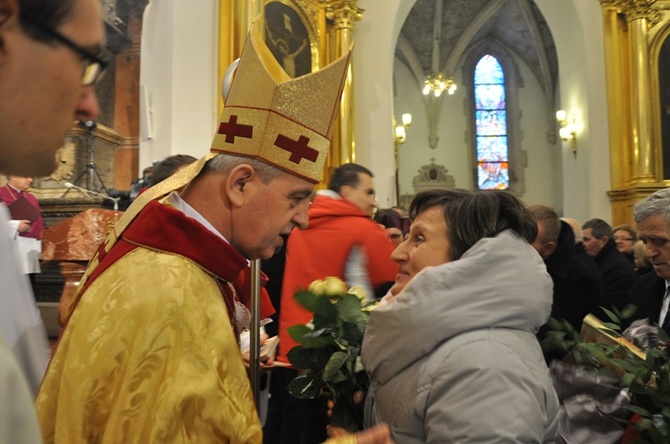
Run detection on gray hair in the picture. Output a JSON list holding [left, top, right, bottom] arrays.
[[633, 188, 670, 224], [203, 153, 283, 184]]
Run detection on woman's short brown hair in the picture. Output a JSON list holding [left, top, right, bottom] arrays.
[[409, 189, 537, 260]]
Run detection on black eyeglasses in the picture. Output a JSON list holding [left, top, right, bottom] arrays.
[[22, 19, 107, 86]]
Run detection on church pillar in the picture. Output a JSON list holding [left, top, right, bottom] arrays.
[[326, 1, 363, 166], [626, 4, 655, 181], [601, 1, 632, 189], [602, 0, 667, 224]]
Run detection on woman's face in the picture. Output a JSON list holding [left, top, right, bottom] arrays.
[[613, 229, 636, 254], [389, 206, 451, 295]]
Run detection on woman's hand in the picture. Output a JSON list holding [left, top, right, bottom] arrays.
[[326, 390, 365, 417], [324, 423, 393, 444]]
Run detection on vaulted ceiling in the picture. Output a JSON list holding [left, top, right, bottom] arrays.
[[395, 0, 558, 101]]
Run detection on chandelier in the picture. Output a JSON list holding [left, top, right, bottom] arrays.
[[422, 72, 457, 97]]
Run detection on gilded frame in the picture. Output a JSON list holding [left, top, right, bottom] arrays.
[[649, 12, 670, 185], [264, 0, 321, 76]]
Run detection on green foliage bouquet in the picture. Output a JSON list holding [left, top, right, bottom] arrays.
[[286, 276, 378, 432], [544, 307, 670, 443]]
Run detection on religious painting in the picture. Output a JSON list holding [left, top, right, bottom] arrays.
[[659, 35, 670, 180], [264, 1, 312, 78]]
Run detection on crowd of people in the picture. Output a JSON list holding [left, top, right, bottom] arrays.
[[1, 0, 670, 443]]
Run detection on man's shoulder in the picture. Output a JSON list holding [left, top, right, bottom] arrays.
[[598, 245, 635, 271], [90, 247, 220, 303], [631, 270, 663, 294]]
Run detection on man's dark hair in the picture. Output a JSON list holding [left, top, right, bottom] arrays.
[[18, 0, 76, 42], [582, 218, 613, 240], [328, 163, 373, 194], [374, 209, 404, 232], [409, 189, 537, 261], [148, 154, 197, 187]]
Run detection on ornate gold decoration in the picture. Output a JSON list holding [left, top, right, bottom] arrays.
[[212, 20, 351, 183], [610, 0, 668, 25], [325, 1, 363, 30], [600, 0, 670, 224], [221, 1, 362, 186]]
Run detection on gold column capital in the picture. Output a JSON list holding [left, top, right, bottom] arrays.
[[610, 0, 665, 24], [324, 1, 364, 30]]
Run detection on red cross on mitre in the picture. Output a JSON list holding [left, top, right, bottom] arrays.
[[275, 134, 319, 164], [218, 115, 253, 143]]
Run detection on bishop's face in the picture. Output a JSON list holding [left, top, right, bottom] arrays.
[[231, 172, 313, 260]]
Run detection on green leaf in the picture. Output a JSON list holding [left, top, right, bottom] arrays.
[[294, 290, 322, 313], [620, 304, 639, 320], [600, 306, 621, 324], [287, 373, 321, 399], [354, 355, 365, 373], [338, 295, 366, 325], [287, 347, 333, 370], [313, 298, 339, 326], [324, 351, 349, 381], [628, 405, 653, 417], [621, 372, 636, 387], [328, 370, 349, 384], [287, 325, 313, 345], [301, 333, 340, 349], [601, 323, 622, 334]]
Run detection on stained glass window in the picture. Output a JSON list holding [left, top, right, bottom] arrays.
[[474, 54, 508, 190]]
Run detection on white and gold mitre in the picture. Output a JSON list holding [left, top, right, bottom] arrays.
[[210, 19, 351, 183]]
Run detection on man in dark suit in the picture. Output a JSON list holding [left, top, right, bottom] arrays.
[[582, 218, 638, 311], [530, 205, 605, 335], [628, 188, 670, 335]]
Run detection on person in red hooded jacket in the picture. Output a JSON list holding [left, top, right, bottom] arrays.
[[264, 163, 397, 444]]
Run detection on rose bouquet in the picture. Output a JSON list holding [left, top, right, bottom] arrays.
[[287, 277, 377, 432]]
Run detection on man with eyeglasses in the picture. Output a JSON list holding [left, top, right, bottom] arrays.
[[0, 0, 103, 176], [0, 0, 103, 441]]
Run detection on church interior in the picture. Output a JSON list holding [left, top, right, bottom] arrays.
[[4, 0, 670, 336]]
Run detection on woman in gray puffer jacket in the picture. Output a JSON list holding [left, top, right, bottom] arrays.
[[362, 189, 559, 443]]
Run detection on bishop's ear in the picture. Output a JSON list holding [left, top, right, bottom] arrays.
[[226, 163, 256, 207]]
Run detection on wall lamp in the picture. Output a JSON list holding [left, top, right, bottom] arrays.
[[394, 113, 412, 145], [556, 110, 577, 157]]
